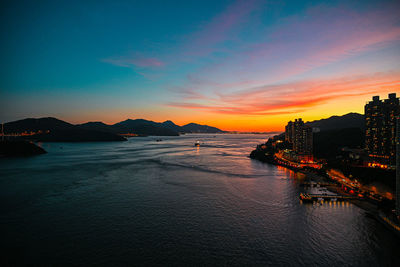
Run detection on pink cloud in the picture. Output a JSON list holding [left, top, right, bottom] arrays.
[[168, 86, 211, 101], [245, 4, 400, 80], [168, 71, 400, 115], [187, 3, 400, 89], [167, 102, 305, 116], [181, 0, 261, 57]]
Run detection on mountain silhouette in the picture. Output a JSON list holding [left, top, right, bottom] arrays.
[[161, 120, 184, 133], [306, 112, 364, 131], [4, 117, 126, 142], [181, 123, 224, 133], [113, 119, 179, 136], [4, 117, 226, 140], [77, 121, 127, 134], [79, 119, 224, 135]]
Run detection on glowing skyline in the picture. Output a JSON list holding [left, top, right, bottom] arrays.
[[1, 0, 399, 131]]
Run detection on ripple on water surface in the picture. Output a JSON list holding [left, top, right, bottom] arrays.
[[0, 134, 399, 266]]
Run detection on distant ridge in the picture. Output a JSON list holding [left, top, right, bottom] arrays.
[[307, 113, 366, 159], [4, 117, 225, 140], [181, 123, 224, 133], [4, 117, 126, 142], [79, 119, 224, 135], [162, 120, 183, 133], [5, 117, 74, 132], [113, 119, 179, 136], [306, 112, 365, 131]]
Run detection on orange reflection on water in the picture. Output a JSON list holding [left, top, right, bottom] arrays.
[[276, 165, 305, 180], [300, 200, 353, 209]]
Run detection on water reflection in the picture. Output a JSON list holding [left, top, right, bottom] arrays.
[[300, 199, 354, 210], [276, 165, 306, 180], [0, 134, 399, 266]]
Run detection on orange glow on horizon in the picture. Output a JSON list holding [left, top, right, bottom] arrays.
[[61, 90, 398, 132]]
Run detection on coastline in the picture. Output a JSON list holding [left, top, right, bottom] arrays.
[[250, 144, 400, 237], [250, 146, 382, 214], [296, 169, 380, 214]]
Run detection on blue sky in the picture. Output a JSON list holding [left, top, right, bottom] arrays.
[[1, 0, 399, 130]]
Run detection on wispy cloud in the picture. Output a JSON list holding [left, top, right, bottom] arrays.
[[102, 1, 400, 117], [182, 3, 400, 91], [168, 72, 400, 115], [167, 101, 305, 116], [102, 0, 261, 71], [260, 5, 400, 80], [181, 0, 262, 57]]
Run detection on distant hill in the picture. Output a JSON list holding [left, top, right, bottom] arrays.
[[114, 119, 179, 136], [4, 117, 225, 139], [162, 120, 184, 133], [161, 121, 224, 133], [182, 123, 224, 133], [79, 119, 224, 135], [78, 120, 177, 136], [303, 113, 366, 158], [313, 127, 365, 159], [5, 117, 74, 132], [306, 113, 365, 131], [4, 117, 126, 142], [77, 121, 126, 134]]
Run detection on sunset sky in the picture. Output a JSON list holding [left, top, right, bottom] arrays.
[[1, 0, 400, 131]]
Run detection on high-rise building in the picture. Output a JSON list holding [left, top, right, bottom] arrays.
[[293, 119, 304, 153], [285, 118, 313, 157], [302, 126, 313, 156], [365, 93, 400, 167], [396, 117, 400, 216], [285, 121, 294, 143]]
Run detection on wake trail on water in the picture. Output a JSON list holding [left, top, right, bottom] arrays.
[[145, 157, 275, 179], [222, 176, 297, 208]]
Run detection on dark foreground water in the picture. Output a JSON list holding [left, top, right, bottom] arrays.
[[1, 134, 399, 266]]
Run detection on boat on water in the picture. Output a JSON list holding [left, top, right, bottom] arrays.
[[194, 141, 200, 147]]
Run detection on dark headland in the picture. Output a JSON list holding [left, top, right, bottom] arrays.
[[250, 112, 397, 215], [0, 140, 46, 157]]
